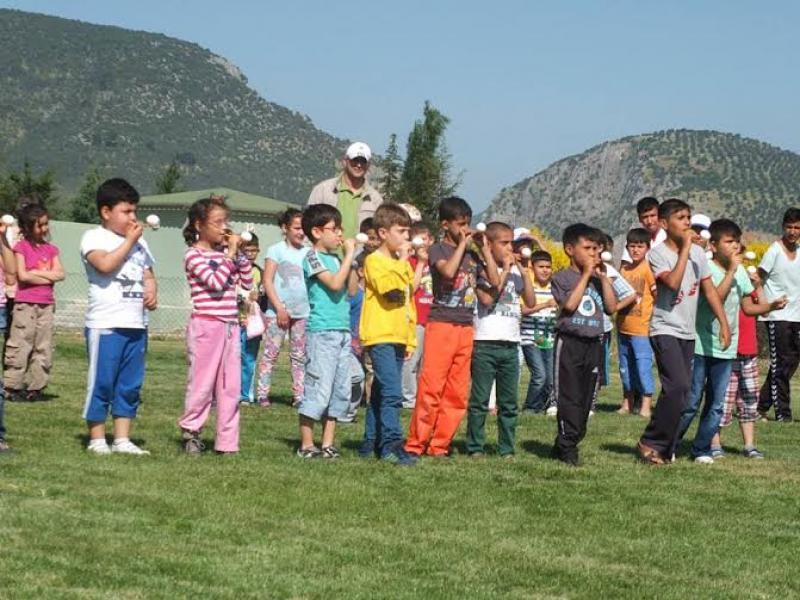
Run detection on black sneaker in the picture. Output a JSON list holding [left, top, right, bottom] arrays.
[[775, 415, 794, 423], [5, 389, 24, 402], [296, 445, 322, 459], [320, 445, 341, 459], [25, 390, 44, 402], [358, 439, 376, 458]]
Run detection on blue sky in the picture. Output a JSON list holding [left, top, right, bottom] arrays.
[[3, 0, 799, 210]]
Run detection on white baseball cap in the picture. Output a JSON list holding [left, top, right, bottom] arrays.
[[345, 142, 372, 162], [690, 214, 711, 229], [513, 227, 533, 242]]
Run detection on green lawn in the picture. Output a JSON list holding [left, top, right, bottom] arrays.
[[1, 334, 799, 599]]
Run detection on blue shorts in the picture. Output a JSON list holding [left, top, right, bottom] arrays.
[[298, 330, 352, 421], [83, 328, 147, 422]]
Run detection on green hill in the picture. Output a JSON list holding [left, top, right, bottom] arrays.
[[483, 129, 800, 237], [0, 9, 347, 204]]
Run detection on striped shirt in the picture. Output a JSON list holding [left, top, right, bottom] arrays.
[[184, 246, 253, 321]]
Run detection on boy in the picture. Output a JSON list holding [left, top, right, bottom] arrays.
[[520, 250, 558, 415], [401, 222, 433, 409], [616, 228, 656, 417], [239, 233, 263, 404], [80, 178, 157, 455], [405, 197, 500, 458], [637, 199, 731, 465], [0, 218, 17, 452], [359, 204, 418, 465], [550, 224, 618, 466], [621, 197, 666, 263], [757, 207, 800, 422], [678, 219, 786, 463], [296, 204, 356, 458], [712, 246, 786, 458], [466, 222, 536, 457]]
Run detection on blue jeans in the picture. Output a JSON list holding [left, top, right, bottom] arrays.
[[362, 343, 405, 457], [678, 354, 733, 457], [617, 333, 655, 395], [239, 328, 261, 401], [521, 344, 553, 411]]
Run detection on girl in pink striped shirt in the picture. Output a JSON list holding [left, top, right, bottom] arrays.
[[178, 196, 253, 454]]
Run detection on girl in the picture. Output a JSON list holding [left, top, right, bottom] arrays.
[[257, 208, 309, 407], [4, 203, 63, 402], [178, 196, 252, 454]]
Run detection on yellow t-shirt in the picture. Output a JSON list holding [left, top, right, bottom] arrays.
[[616, 260, 656, 336], [359, 250, 417, 350]]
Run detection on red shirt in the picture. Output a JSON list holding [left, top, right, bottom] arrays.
[[737, 299, 758, 356], [409, 256, 433, 326]]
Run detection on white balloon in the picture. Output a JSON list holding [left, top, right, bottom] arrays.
[[747, 265, 757, 275], [145, 214, 160, 229], [700, 229, 711, 240], [1, 214, 14, 226], [521, 247, 532, 258], [475, 222, 487, 233], [412, 236, 424, 247], [601, 251, 612, 262], [356, 233, 369, 244], [240, 231, 253, 242], [744, 251, 756, 261]]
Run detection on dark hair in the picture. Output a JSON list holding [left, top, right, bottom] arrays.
[[17, 202, 48, 240], [410, 222, 430, 237], [96, 178, 140, 216], [374, 203, 411, 231], [438, 196, 472, 222], [782, 207, 800, 226], [562, 223, 598, 247], [278, 208, 302, 228], [243, 232, 260, 246], [709, 218, 742, 243], [485, 221, 512, 241], [636, 196, 659, 215], [183, 195, 229, 246], [302, 204, 341, 241], [531, 250, 552, 263], [626, 228, 651, 246], [658, 198, 691, 221], [359, 217, 376, 234]]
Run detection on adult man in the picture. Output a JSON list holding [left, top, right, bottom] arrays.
[[621, 196, 667, 263], [307, 142, 384, 239]]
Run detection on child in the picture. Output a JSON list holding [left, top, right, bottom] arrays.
[[757, 207, 800, 422], [712, 246, 785, 458], [358, 204, 418, 464], [520, 250, 557, 415], [621, 197, 666, 263], [637, 199, 730, 465], [4, 203, 64, 401], [677, 219, 786, 463], [405, 197, 500, 458], [466, 222, 536, 458], [80, 178, 157, 455], [258, 208, 309, 407], [358, 217, 380, 254], [0, 217, 17, 452], [296, 204, 356, 458], [401, 222, 433, 409], [239, 233, 263, 404], [550, 224, 618, 466], [178, 196, 252, 454], [616, 228, 657, 417]]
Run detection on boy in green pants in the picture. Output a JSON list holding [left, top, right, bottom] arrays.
[[466, 222, 536, 457]]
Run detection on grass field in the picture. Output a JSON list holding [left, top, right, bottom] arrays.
[[1, 334, 799, 599]]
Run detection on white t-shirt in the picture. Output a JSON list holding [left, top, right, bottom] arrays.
[[80, 227, 155, 329], [474, 266, 524, 343], [759, 240, 800, 322]]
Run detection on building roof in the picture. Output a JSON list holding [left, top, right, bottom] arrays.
[[139, 188, 299, 216]]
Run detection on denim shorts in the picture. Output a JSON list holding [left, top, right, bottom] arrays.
[[298, 330, 352, 421], [0, 305, 7, 332]]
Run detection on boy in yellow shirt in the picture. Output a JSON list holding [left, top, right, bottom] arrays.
[[358, 204, 418, 465]]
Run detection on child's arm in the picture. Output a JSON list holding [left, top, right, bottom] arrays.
[[435, 232, 470, 281], [412, 247, 428, 292], [479, 239, 502, 289], [700, 278, 731, 349], [714, 255, 742, 303], [657, 230, 695, 291], [85, 222, 143, 275], [741, 293, 787, 316], [15, 252, 53, 285], [520, 262, 536, 308], [314, 240, 355, 293], [263, 257, 292, 327], [560, 264, 593, 314], [185, 250, 236, 292], [45, 255, 65, 282], [143, 267, 157, 310], [597, 267, 618, 315], [364, 254, 413, 300], [522, 297, 557, 315], [347, 266, 360, 297], [0, 225, 16, 282]]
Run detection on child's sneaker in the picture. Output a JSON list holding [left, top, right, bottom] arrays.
[[182, 431, 204, 456], [382, 444, 419, 467], [694, 455, 714, 465], [112, 439, 151, 455], [742, 447, 764, 459], [0, 439, 11, 453], [87, 439, 111, 455], [296, 445, 322, 459], [710, 446, 725, 459], [357, 439, 376, 458], [546, 406, 558, 417], [320, 445, 341, 459], [258, 398, 271, 408]]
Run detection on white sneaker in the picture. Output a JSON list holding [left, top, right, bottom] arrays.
[[694, 455, 714, 465], [112, 439, 151, 456], [589, 410, 595, 417], [87, 440, 111, 455], [546, 406, 558, 417]]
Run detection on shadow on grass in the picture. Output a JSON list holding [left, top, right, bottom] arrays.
[[599, 442, 638, 458], [521, 439, 555, 459]]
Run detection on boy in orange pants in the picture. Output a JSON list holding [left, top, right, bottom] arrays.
[[404, 197, 500, 457]]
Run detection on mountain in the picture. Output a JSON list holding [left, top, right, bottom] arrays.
[[0, 9, 348, 204], [483, 129, 800, 238]]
